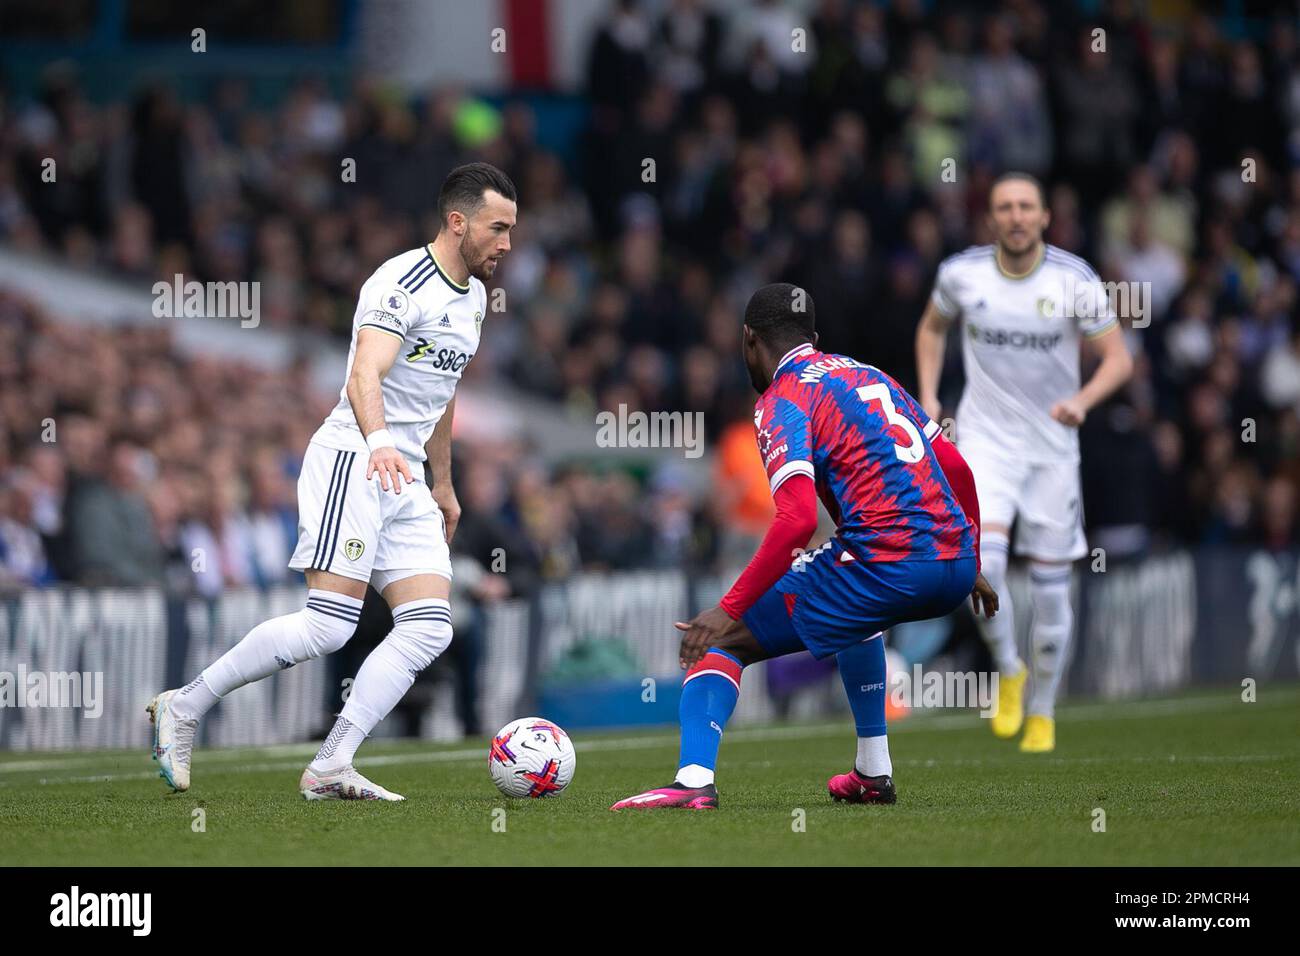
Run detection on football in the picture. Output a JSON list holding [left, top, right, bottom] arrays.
[[488, 717, 577, 798]]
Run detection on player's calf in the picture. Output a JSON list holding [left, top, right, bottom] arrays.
[[148, 589, 364, 792], [674, 648, 743, 788], [609, 647, 743, 810], [191, 589, 364, 705], [834, 633, 898, 798], [306, 598, 453, 790], [1027, 562, 1073, 722]]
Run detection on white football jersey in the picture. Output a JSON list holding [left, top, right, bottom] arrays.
[[312, 244, 487, 474], [931, 244, 1117, 462]]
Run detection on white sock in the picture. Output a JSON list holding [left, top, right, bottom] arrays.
[[1027, 563, 1073, 718], [310, 717, 368, 773], [676, 764, 714, 787], [170, 675, 220, 721], [337, 599, 452, 733], [199, 590, 363, 703], [975, 533, 1023, 675], [856, 735, 892, 777]]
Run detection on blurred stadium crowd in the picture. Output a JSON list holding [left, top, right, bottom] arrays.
[[4, 0, 1300, 594]]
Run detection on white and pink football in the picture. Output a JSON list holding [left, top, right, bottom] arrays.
[[488, 717, 576, 798]]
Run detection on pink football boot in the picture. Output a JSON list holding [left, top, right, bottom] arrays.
[[610, 782, 718, 811], [827, 770, 897, 804]]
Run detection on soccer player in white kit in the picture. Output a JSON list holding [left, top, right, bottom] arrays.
[[147, 163, 517, 798], [915, 173, 1133, 752]]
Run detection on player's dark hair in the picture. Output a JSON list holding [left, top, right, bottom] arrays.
[[743, 283, 816, 352], [990, 171, 1047, 209], [437, 162, 517, 227]]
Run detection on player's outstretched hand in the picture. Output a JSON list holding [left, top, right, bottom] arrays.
[[675, 605, 737, 670], [367, 447, 412, 494], [970, 572, 999, 619]]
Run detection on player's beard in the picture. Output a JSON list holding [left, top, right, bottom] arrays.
[[998, 228, 1039, 257], [460, 231, 498, 281]]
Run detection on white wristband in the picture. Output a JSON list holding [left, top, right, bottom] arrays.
[[365, 429, 396, 452]]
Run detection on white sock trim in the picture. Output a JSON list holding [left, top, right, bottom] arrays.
[[855, 734, 892, 778], [676, 764, 715, 788]]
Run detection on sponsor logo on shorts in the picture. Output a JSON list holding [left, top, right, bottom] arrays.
[[343, 538, 365, 561]]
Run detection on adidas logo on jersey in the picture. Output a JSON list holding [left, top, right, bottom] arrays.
[[438, 313, 451, 327]]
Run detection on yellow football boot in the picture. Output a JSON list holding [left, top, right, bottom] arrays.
[[990, 665, 1027, 738], [1019, 714, 1056, 753]]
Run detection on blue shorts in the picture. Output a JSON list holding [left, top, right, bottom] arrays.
[[742, 539, 977, 660]]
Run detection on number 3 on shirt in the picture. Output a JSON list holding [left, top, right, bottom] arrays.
[[857, 384, 925, 463]]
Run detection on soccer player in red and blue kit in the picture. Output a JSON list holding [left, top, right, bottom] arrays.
[[611, 284, 998, 811]]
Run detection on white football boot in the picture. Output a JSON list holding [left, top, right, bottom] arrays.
[[299, 765, 406, 801], [146, 689, 199, 792]]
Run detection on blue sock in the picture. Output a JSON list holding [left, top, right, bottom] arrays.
[[676, 649, 742, 785], [836, 634, 888, 738]]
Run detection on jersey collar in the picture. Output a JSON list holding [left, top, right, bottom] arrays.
[[425, 243, 471, 295], [776, 343, 817, 372], [994, 242, 1045, 280]]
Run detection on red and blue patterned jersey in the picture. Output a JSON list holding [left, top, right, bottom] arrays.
[[753, 344, 976, 562]]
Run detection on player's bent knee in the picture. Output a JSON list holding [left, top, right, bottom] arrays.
[[1028, 560, 1072, 587], [711, 628, 768, 667], [387, 618, 453, 673], [300, 603, 361, 659], [1028, 561, 1072, 623], [980, 535, 1011, 586]]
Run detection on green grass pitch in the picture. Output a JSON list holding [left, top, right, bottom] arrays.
[[2, 686, 1297, 866]]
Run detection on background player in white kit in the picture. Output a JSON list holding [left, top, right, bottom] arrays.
[[146, 163, 517, 798], [915, 173, 1133, 752]]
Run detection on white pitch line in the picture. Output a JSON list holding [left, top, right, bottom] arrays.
[[0, 690, 1293, 786], [724, 752, 1289, 770], [0, 742, 324, 774], [21, 748, 1294, 788], [901, 752, 1288, 767]]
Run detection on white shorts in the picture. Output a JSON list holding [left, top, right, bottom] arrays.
[[959, 438, 1087, 562], [288, 441, 452, 586]]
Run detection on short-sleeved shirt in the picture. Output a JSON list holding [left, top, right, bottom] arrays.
[[754, 344, 976, 563], [931, 244, 1118, 462], [312, 245, 487, 473]]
